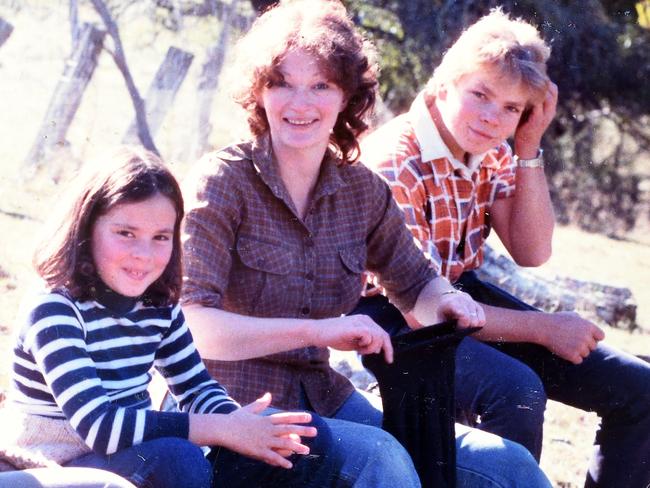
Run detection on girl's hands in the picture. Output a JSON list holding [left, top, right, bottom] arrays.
[[514, 81, 558, 158], [220, 393, 317, 469]]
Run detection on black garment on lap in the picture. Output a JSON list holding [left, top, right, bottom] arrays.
[[362, 322, 480, 488]]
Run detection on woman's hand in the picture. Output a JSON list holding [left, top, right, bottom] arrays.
[[206, 393, 317, 469], [435, 290, 486, 329], [313, 315, 394, 363], [513, 81, 558, 158]]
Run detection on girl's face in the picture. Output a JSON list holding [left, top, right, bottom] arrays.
[[258, 48, 346, 161], [436, 65, 530, 160], [90, 193, 176, 297]]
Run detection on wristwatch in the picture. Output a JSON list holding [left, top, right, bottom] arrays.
[[515, 149, 544, 168]]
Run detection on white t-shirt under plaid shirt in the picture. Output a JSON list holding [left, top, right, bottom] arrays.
[[362, 92, 517, 283]]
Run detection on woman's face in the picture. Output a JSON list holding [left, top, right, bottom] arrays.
[[90, 193, 176, 297], [436, 65, 530, 160], [258, 49, 346, 161]]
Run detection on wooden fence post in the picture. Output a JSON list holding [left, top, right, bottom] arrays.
[[0, 17, 13, 48], [123, 46, 194, 144], [24, 22, 105, 168]]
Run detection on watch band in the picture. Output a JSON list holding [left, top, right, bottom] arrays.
[[515, 148, 544, 168]]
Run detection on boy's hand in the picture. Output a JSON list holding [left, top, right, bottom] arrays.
[[514, 81, 558, 158], [539, 311, 605, 364]]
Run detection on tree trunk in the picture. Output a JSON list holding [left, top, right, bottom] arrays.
[[189, 0, 241, 161], [90, 0, 159, 155], [476, 245, 639, 331], [123, 46, 194, 144], [24, 22, 105, 168], [0, 17, 13, 48]]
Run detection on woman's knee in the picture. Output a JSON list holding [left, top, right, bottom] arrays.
[[456, 425, 551, 488]]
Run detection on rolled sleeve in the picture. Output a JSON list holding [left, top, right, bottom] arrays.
[[366, 175, 437, 313], [181, 154, 241, 309]]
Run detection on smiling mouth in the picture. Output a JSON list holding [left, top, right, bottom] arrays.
[[470, 127, 493, 139], [284, 118, 317, 126], [124, 268, 149, 281]]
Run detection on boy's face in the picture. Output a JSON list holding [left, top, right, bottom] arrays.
[[436, 66, 530, 160]]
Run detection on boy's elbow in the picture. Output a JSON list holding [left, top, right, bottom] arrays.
[[512, 244, 552, 267]]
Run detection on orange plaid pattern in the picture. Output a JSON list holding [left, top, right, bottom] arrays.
[[362, 93, 516, 283]]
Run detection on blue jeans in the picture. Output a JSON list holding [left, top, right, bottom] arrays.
[[66, 438, 213, 488], [328, 389, 551, 488], [66, 413, 417, 488], [357, 270, 650, 488], [456, 270, 650, 488]]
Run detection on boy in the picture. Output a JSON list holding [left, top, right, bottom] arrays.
[[361, 9, 650, 488]]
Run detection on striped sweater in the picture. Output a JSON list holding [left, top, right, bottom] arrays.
[[10, 287, 239, 456]]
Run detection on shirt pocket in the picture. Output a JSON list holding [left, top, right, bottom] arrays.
[[336, 243, 367, 311], [229, 235, 295, 316]]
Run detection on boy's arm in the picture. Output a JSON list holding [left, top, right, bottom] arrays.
[[490, 82, 558, 267]]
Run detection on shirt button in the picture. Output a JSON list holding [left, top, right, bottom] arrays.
[[305, 271, 314, 281], [301, 307, 311, 315]]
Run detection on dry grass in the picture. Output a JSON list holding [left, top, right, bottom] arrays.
[[1, 3, 649, 487]]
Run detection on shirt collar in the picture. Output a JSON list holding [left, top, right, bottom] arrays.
[[409, 92, 494, 178], [251, 133, 345, 205]]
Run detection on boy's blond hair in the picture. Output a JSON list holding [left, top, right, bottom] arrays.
[[427, 8, 550, 103]]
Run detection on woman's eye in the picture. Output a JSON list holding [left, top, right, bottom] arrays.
[[314, 82, 330, 90], [154, 235, 171, 242], [472, 91, 486, 99], [506, 106, 521, 114], [117, 230, 134, 238]]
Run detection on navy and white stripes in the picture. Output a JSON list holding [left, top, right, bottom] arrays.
[[11, 290, 238, 455]]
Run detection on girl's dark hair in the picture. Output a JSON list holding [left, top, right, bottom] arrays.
[[230, 0, 378, 164], [33, 146, 184, 306]]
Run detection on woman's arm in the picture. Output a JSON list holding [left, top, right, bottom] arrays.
[[184, 304, 394, 363]]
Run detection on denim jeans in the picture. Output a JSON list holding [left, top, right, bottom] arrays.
[[329, 388, 552, 488], [457, 270, 650, 488], [66, 437, 213, 488], [356, 270, 650, 488]]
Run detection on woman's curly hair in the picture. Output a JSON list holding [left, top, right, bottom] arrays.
[[229, 0, 378, 164]]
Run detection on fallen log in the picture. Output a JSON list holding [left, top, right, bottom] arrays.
[[476, 245, 639, 331]]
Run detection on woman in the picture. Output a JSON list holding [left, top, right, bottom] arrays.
[[182, 1, 551, 486]]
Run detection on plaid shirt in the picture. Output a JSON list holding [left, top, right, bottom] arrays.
[[362, 92, 516, 284], [181, 135, 436, 416]]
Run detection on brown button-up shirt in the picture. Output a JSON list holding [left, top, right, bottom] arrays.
[[181, 136, 436, 416]]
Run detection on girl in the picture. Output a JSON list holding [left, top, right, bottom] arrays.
[[3, 146, 332, 488]]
